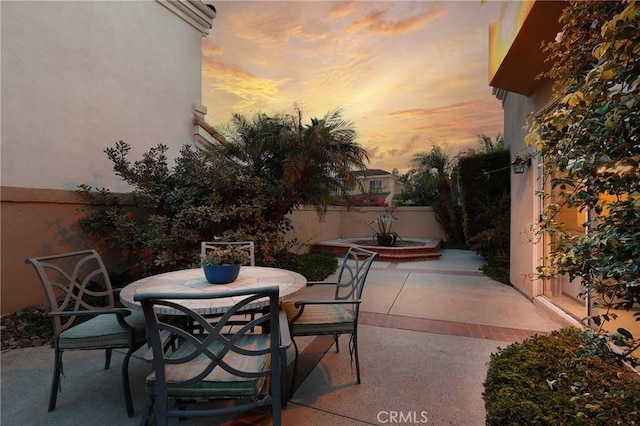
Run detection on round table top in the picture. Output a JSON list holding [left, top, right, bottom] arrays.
[[119, 266, 307, 316]]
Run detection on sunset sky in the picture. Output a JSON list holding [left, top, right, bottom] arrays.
[[202, 1, 504, 174]]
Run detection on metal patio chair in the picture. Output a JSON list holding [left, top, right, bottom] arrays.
[[282, 246, 378, 395], [135, 286, 289, 426], [24, 249, 147, 417]]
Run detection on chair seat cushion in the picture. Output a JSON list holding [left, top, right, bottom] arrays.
[[59, 310, 147, 350], [283, 302, 355, 335], [145, 334, 271, 399]]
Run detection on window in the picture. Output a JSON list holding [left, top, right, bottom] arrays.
[[369, 180, 382, 192]]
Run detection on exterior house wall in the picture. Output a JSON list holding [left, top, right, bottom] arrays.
[[349, 170, 405, 205], [488, 0, 564, 301], [1, 1, 212, 192], [1, 1, 214, 315], [503, 84, 552, 298]]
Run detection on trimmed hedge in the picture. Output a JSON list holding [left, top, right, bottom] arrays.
[[484, 328, 640, 425], [272, 250, 338, 281]]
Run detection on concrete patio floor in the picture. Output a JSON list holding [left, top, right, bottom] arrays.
[[1, 249, 566, 425]]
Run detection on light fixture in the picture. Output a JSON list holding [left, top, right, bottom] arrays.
[[511, 155, 530, 174]]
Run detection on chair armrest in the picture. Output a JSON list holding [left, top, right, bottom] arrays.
[[48, 308, 132, 318], [278, 310, 291, 349], [293, 299, 361, 308], [289, 299, 361, 324], [49, 308, 135, 331]]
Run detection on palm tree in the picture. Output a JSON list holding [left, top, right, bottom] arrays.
[[218, 108, 369, 223], [411, 146, 464, 245]]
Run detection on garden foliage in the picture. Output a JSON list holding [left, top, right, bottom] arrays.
[[77, 141, 281, 279], [457, 149, 511, 273], [77, 108, 367, 282], [484, 328, 640, 425], [527, 0, 640, 364]]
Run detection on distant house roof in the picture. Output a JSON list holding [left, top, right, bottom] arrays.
[[353, 169, 393, 177]]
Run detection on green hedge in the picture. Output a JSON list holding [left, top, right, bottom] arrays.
[[457, 149, 510, 273], [484, 328, 640, 425], [272, 251, 338, 281]]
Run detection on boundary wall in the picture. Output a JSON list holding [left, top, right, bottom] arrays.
[[1, 188, 445, 314]]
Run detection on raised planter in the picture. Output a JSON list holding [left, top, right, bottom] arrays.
[[311, 238, 442, 262]]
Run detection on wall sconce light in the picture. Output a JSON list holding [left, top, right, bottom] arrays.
[[512, 155, 531, 174]]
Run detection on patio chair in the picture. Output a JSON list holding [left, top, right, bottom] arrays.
[[24, 249, 147, 417], [282, 246, 378, 395], [135, 286, 289, 426], [201, 241, 255, 266]]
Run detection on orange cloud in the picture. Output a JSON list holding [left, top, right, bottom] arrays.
[[202, 57, 288, 105], [329, 2, 358, 19], [358, 97, 503, 172], [348, 5, 445, 35], [203, 43, 223, 56]]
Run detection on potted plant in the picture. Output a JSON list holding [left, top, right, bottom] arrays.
[[201, 247, 250, 284], [372, 212, 397, 246]]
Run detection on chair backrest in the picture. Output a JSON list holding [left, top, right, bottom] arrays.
[[334, 246, 378, 305], [134, 286, 281, 419], [201, 241, 256, 266], [25, 249, 116, 335]]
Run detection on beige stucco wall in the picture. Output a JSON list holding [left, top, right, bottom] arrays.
[[1, 188, 100, 314], [1, 1, 209, 193], [502, 82, 553, 298], [1, 192, 445, 315], [289, 206, 446, 247]]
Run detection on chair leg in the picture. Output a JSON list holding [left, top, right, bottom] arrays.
[[353, 333, 361, 384], [48, 347, 63, 412], [140, 401, 152, 426], [120, 347, 136, 417], [334, 334, 340, 352], [105, 348, 112, 370], [155, 393, 168, 426], [279, 346, 288, 407], [272, 390, 282, 426], [289, 338, 300, 398]]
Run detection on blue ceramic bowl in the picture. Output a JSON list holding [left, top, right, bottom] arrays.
[[202, 264, 241, 284]]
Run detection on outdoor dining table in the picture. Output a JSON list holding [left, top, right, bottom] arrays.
[[119, 266, 307, 316]]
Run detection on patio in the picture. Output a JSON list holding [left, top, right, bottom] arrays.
[[1, 249, 565, 425]]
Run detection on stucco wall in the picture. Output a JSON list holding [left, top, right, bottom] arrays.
[[1, 1, 206, 193], [503, 82, 552, 298], [1, 188, 99, 314], [289, 206, 446, 247], [1, 192, 445, 314]]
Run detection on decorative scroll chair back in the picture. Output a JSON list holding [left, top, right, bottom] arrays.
[[27, 250, 116, 334], [333, 246, 378, 316], [135, 286, 284, 426], [25, 249, 146, 417], [283, 246, 378, 396]]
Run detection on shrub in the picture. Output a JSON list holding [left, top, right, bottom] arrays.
[[484, 328, 640, 425], [77, 141, 284, 280], [272, 251, 338, 281], [457, 149, 510, 272]]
